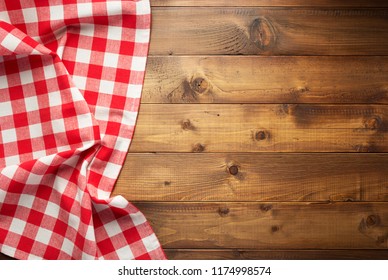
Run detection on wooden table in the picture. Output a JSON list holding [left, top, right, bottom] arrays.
[[2, 0, 388, 260], [113, 0, 388, 259]]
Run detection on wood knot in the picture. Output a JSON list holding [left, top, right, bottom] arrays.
[[228, 165, 239, 176], [191, 77, 209, 94], [164, 181, 171, 187], [181, 119, 196, 131], [290, 86, 310, 95], [278, 104, 297, 116], [260, 204, 272, 212], [364, 116, 381, 130], [255, 130, 267, 141], [366, 215, 380, 228], [218, 207, 230, 217], [250, 17, 276, 51], [271, 225, 280, 233], [192, 143, 205, 153], [377, 235, 387, 245]]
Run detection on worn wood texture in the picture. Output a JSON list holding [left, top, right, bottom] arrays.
[[135, 202, 388, 250], [149, 8, 388, 55], [114, 153, 388, 202], [129, 104, 388, 153], [165, 249, 388, 260], [143, 56, 388, 104], [123, 2, 388, 260], [151, 0, 388, 7]]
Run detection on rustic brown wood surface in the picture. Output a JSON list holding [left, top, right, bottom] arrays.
[[165, 249, 388, 260], [143, 56, 388, 104], [134, 202, 388, 249], [151, 1, 388, 7], [114, 153, 388, 202], [2, 0, 388, 262], [129, 104, 388, 153], [119, 0, 388, 260], [149, 8, 388, 55]]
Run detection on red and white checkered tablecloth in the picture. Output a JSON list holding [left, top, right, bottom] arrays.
[[0, 0, 166, 260]]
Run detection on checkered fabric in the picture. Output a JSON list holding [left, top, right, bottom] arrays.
[[0, 0, 166, 259]]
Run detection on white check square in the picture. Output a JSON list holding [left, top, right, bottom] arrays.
[[75, 48, 91, 64], [29, 123, 43, 138], [0, 11, 10, 23], [99, 80, 115, 94], [5, 155, 20, 166], [131, 56, 147, 71], [19, 70, 34, 85], [76, 113, 92, 129], [61, 238, 75, 256], [104, 220, 122, 237], [9, 218, 26, 235], [18, 194, 35, 208], [116, 246, 134, 259], [43, 63, 56, 80], [107, 1, 122, 16], [135, 29, 150, 43], [48, 91, 62, 107], [0, 75, 8, 89], [24, 96, 39, 112], [44, 201, 60, 219], [49, 5, 64, 21], [107, 26, 122, 40], [136, 1, 151, 15], [35, 228, 53, 245], [0, 101, 13, 117], [103, 52, 119, 68], [77, 3, 93, 18], [142, 234, 160, 252], [126, 84, 142, 98], [72, 75, 87, 90], [2, 128, 17, 143], [103, 162, 121, 179], [1, 33, 19, 52], [22, 8, 38, 23]]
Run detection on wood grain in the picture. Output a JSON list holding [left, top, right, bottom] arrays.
[[165, 249, 388, 260], [114, 153, 388, 202], [135, 202, 388, 249], [143, 56, 388, 104], [149, 8, 388, 55], [129, 104, 388, 152], [151, 0, 388, 7]]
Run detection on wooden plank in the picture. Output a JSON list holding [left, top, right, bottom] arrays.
[[135, 202, 388, 249], [129, 104, 388, 153], [114, 153, 388, 202], [0, 253, 13, 260], [149, 8, 388, 55], [151, 0, 388, 7], [165, 249, 388, 260], [143, 56, 388, 104]]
